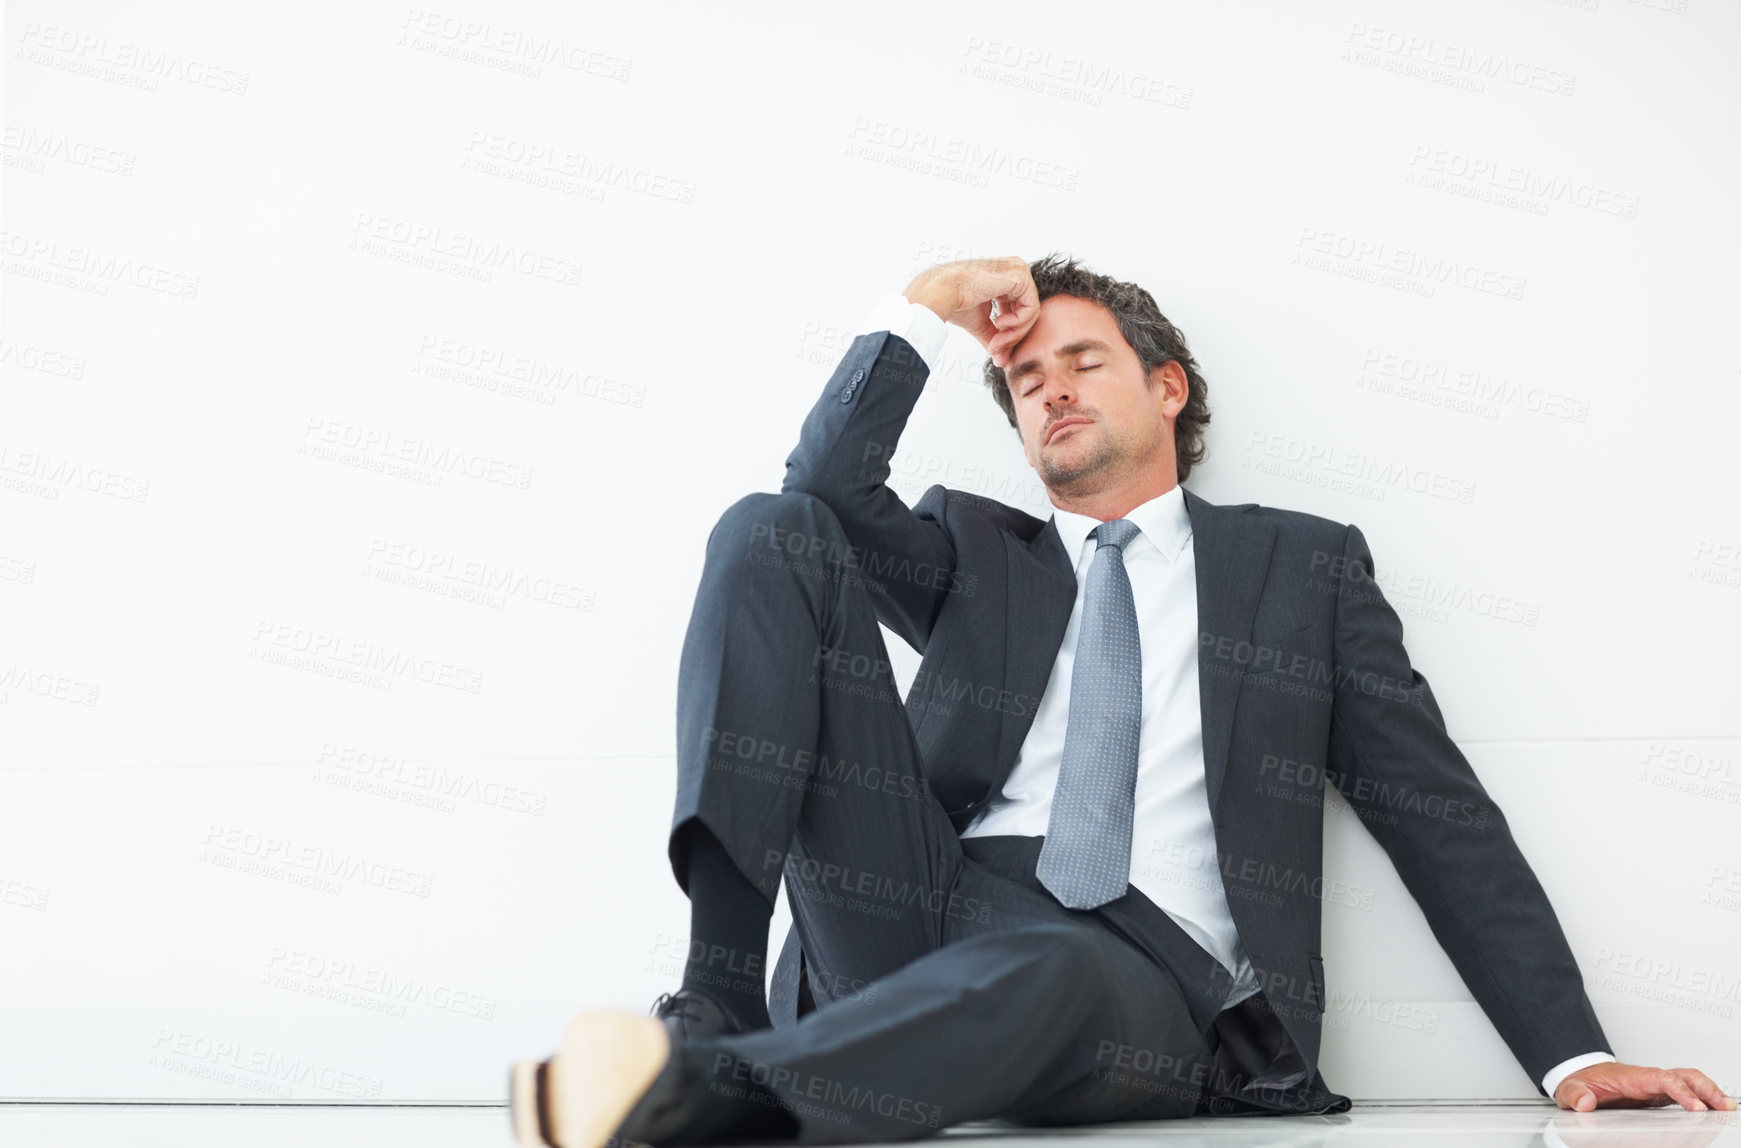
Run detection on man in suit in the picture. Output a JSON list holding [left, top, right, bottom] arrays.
[[510, 255, 1732, 1148]]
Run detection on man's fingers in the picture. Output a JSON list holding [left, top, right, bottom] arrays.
[[1633, 1068, 1704, 1111], [1002, 271, 1039, 321], [968, 300, 999, 349], [1661, 1073, 1707, 1111], [1663, 1068, 1732, 1111], [966, 260, 1035, 320], [997, 298, 1037, 334], [1676, 1068, 1738, 1110], [987, 319, 1021, 355], [993, 273, 1039, 336], [987, 294, 1040, 369], [988, 315, 1038, 370]]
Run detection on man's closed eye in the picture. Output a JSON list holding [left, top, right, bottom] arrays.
[[1022, 365, 1099, 397]]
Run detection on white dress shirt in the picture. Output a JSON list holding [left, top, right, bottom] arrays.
[[855, 293, 1614, 1099]]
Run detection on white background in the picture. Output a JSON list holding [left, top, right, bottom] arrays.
[[2, 0, 1737, 1104]]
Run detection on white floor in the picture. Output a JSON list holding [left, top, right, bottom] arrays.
[[2, 1101, 1737, 1146]]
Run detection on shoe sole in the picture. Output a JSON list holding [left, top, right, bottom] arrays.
[[509, 1059, 546, 1146], [510, 1011, 671, 1148]]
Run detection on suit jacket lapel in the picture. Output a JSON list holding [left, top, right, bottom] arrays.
[[1184, 488, 1278, 812], [994, 514, 1076, 776]]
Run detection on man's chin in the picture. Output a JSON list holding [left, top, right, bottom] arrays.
[[1039, 448, 1108, 489]]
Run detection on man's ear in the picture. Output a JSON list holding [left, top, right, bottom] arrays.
[[1149, 360, 1188, 417]]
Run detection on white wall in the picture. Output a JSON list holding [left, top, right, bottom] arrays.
[[3, 0, 1736, 1104]]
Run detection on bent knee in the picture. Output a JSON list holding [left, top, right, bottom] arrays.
[[709, 491, 847, 564]]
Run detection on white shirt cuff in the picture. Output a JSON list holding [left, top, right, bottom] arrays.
[[857, 292, 947, 375], [1542, 1051, 1616, 1098]]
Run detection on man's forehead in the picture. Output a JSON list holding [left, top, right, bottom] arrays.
[[1006, 296, 1119, 370]]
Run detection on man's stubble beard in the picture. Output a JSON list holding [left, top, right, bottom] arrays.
[[1037, 420, 1162, 499], [1038, 430, 1116, 493]]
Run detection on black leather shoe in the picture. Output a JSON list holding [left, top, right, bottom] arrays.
[[649, 987, 751, 1041]]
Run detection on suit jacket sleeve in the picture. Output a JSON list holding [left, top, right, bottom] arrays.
[[780, 329, 957, 654], [1324, 522, 1611, 1096]]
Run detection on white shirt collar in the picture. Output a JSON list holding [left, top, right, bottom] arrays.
[[1050, 483, 1192, 568]]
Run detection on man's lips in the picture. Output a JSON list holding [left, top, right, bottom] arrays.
[[1046, 417, 1090, 444]]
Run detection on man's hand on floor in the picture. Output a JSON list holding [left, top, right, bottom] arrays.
[[1554, 1062, 1736, 1111]]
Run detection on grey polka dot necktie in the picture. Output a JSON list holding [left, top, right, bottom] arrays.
[[1036, 517, 1143, 910]]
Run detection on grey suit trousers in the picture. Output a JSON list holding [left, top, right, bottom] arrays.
[[669, 491, 1335, 1143]]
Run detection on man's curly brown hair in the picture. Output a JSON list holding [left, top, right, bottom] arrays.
[[982, 252, 1212, 483]]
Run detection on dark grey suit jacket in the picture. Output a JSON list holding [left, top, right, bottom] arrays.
[[767, 327, 1609, 1097]]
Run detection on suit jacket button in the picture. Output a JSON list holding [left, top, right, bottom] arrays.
[[851, 369, 865, 383]]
